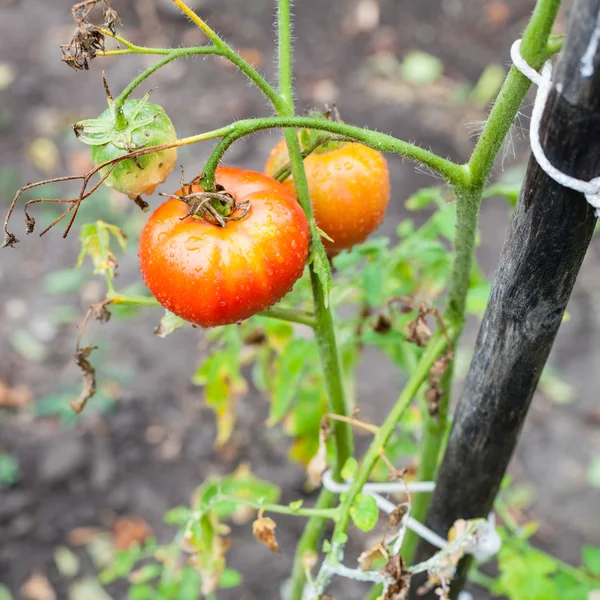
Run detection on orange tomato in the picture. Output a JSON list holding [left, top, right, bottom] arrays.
[[265, 140, 390, 255], [138, 166, 310, 327]]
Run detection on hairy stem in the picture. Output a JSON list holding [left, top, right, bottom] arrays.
[[114, 47, 220, 108], [200, 116, 467, 190], [326, 332, 449, 553], [215, 496, 339, 520], [401, 0, 561, 565], [170, 0, 284, 111], [276, 1, 354, 597]]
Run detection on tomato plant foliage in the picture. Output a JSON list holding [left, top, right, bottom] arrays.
[[3, 0, 598, 599]]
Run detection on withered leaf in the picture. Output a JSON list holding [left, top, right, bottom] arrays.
[[252, 515, 280, 553]]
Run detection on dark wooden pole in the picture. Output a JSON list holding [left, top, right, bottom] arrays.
[[409, 0, 600, 596]]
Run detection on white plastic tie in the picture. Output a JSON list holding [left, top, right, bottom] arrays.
[[510, 38, 600, 216]]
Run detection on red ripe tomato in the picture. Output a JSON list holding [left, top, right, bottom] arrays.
[[264, 139, 390, 255], [138, 166, 310, 327]]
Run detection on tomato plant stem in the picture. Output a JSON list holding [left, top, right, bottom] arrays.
[[288, 488, 337, 599], [401, 0, 561, 566], [200, 116, 467, 190], [313, 332, 450, 591], [214, 495, 339, 520], [114, 47, 220, 109], [276, 1, 355, 597], [258, 307, 317, 328]]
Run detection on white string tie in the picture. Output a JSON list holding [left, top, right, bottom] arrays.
[[510, 38, 600, 216], [321, 470, 501, 561]]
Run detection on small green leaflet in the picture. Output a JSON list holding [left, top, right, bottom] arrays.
[[155, 311, 186, 338], [349, 494, 379, 532], [77, 220, 127, 277]]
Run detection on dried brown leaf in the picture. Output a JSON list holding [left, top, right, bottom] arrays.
[[252, 514, 280, 553], [382, 553, 410, 600], [70, 344, 97, 414], [113, 516, 153, 551]]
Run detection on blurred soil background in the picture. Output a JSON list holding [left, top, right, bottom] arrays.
[[1, 0, 600, 598]]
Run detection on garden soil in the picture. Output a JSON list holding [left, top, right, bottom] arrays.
[[1, 0, 599, 598]]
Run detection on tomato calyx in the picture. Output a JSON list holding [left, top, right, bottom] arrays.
[[73, 76, 158, 157], [160, 171, 250, 228], [300, 105, 346, 154]]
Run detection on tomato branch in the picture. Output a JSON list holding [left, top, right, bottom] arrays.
[[168, 0, 285, 112], [401, 0, 562, 567], [199, 116, 468, 191], [113, 47, 221, 108], [212, 496, 339, 520]]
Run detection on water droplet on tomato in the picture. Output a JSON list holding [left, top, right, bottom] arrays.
[[344, 162, 353, 170], [184, 237, 202, 251], [158, 232, 168, 242]]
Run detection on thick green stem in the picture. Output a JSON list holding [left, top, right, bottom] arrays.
[[279, 0, 354, 479], [200, 116, 467, 190], [276, 1, 354, 597], [400, 0, 561, 567], [467, 0, 562, 187], [327, 332, 448, 543]]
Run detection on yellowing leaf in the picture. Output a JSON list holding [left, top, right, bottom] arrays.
[[77, 221, 128, 278]]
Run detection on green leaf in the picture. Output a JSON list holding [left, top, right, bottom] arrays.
[[289, 500, 304, 511], [268, 339, 312, 426], [129, 564, 162, 585], [219, 568, 242, 589], [363, 260, 385, 305], [405, 187, 444, 211], [552, 573, 594, 600], [341, 457, 358, 482], [177, 567, 203, 600], [154, 311, 186, 338], [401, 51, 443, 85], [582, 545, 600, 577], [163, 506, 193, 526], [349, 494, 379, 532], [77, 221, 128, 277], [196, 464, 280, 520], [316, 226, 335, 243], [493, 544, 559, 600], [192, 333, 247, 446], [308, 229, 331, 306], [483, 183, 522, 207], [128, 584, 155, 600]]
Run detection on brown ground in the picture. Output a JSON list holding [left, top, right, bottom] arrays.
[[1, 0, 599, 598]]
